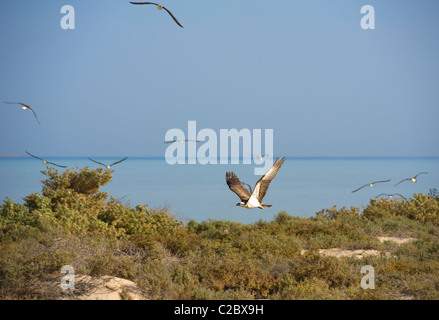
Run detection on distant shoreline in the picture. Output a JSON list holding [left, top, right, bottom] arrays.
[[0, 154, 25, 158]]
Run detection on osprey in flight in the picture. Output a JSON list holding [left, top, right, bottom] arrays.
[[4, 102, 41, 125], [130, 2, 184, 28], [26, 151, 67, 168], [88, 157, 128, 170], [394, 172, 428, 186], [226, 157, 286, 209], [351, 179, 391, 193]]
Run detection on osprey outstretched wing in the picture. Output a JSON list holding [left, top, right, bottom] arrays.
[[226, 157, 286, 209]]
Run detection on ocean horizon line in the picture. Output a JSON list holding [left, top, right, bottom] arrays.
[[1, 155, 439, 160]]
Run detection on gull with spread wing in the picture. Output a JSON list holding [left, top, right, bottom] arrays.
[[351, 179, 391, 193], [395, 172, 428, 186], [375, 193, 406, 200], [88, 157, 128, 170], [26, 151, 67, 168], [130, 2, 184, 28], [164, 139, 201, 144], [4, 102, 41, 125]]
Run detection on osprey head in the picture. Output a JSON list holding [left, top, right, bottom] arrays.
[[236, 202, 246, 207]]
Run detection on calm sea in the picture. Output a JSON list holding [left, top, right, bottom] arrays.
[[0, 157, 438, 224]]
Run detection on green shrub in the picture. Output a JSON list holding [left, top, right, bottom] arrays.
[[1, 167, 182, 240], [316, 206, 360, 219], [364, 193, 439, 225]]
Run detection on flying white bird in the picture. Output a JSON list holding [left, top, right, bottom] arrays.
[[88, 157, 128, 170], [130, 2, 184, 28], [164, 139, 201, 144], [395, 172, 428, 186], [254, 154, 269, 161], [375, 193, 406, 200], [351, 179, 391, 193], [4, 102, 41, 125], [226, 157, 286, 209], [26, 151, 67, 168]]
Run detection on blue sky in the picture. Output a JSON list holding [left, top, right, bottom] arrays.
[[1, 0, 438, 158]]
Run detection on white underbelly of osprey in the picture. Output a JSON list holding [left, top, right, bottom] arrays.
[[246, 196, 262, 209]]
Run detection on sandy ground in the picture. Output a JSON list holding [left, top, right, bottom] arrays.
[[318, 248, 390, 259], [301, 235, 416, 259], [376, 236, 417, 244], [61, 275, 147, 300]]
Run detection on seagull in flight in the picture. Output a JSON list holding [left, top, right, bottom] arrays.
[[375, 193, 406, 200], [88, 157, 128, 170], [164, 139, 202, 144], [351, 179, 391, 193], [253, 154, 269, 161], [395, 172, 428, 186], [130, 2, 184, 28], [4, 102, 41, 125], [26, 151, 67, 168], [226, 157, 286, 209]]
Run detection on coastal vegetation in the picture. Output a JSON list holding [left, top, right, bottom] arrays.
[[0, 167, 438, 299]]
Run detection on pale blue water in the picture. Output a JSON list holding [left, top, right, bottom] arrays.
[[0, 157, 438, 224]]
